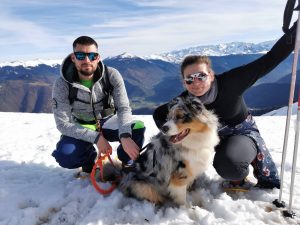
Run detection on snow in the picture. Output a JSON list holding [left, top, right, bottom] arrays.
[[155, 41, 275, 63], [264, 103, 298, 116], [0, 110, 299, 225], [106, 52, 139, 60], [0, 59, 61, 68], [0, 41, 275, 67], [114, 41, 275, 63]]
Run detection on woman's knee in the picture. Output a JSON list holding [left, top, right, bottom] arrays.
[[213, 135, 257, 180], [213, 156, 249, 180]]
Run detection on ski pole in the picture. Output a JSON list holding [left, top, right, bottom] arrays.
[[273, 8, 300, 208], [282, 90, 300, 218]]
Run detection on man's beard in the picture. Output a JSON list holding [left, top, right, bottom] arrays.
[[79, 66, 96, 77]]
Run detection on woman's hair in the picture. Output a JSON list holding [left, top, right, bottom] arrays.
[[180, 55, 213, 76]]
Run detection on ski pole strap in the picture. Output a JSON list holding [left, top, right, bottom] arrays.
[[283, 0, 297, 34], [90, 153, 119, 196]]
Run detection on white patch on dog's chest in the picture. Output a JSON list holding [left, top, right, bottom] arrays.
[[181, 147, 213, 176]]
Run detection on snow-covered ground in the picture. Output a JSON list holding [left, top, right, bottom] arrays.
[[0, 108, 299, 225]]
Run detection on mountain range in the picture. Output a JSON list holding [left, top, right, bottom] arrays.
[[0, 40, 299, 115], [148, 40, 275, 63]]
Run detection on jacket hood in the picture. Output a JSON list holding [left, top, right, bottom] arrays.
[[60, 53, 105, 84]]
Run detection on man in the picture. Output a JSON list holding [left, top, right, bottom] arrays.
[[153, 23, 297, 189], [52, 36, 145, 176]]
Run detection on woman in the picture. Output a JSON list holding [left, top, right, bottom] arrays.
[[153, 23, 297, 189]]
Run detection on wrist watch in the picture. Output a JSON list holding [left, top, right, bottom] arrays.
[[120, 133, 132, 139]]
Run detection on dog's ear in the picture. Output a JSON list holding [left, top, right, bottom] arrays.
[[187, 96, 203, 115], [168, 97, 180, 110]]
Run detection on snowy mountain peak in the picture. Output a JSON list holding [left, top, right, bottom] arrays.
[[108, 52, 140, 60], [142, 54, 173, 61], [150, 40, 276, 63], [0, 40, 276, 66], [0, 59, 62, 68], [120, 52, 137, 58]]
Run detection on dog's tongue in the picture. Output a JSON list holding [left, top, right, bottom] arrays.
[[170, 129, 190, 143]]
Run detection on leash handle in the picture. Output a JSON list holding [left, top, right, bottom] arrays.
[[90, 152, 118, 196]]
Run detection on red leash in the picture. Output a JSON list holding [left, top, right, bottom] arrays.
[[90, 151, 120, 196]]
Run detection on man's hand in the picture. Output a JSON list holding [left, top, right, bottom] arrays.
[[120, 137, 140, 160], [96, 135, 112, 155]]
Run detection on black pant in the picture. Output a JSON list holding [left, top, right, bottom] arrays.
[[52, 119, 145, 173], [213, 135, 257, 181]]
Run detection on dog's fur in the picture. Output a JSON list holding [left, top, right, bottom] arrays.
[[119, 95, 219, 205]]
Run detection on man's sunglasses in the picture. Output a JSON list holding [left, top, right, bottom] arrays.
[[184, 72, 208, 85], [74, 52, 99, 61]]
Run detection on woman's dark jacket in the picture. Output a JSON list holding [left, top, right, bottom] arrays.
[[153, 26, 296, 129]]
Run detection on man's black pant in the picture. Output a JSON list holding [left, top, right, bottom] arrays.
[[52, 118, 145, 173]]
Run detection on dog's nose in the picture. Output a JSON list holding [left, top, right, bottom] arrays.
[[161, 125, 169, 133]]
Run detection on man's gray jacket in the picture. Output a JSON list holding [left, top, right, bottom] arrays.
[[52, 55, 133, 144]]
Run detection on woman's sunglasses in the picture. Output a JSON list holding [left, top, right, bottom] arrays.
[[74, 52, 99, 61], [184, 72, 208, 85]]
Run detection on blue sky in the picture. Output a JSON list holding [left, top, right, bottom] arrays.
[[0, 0, 289, 62]]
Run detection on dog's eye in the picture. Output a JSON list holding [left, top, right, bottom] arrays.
[[176, 112, 193, 123], [176, 116, 183, 120], [175, 113, 185, 120]]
